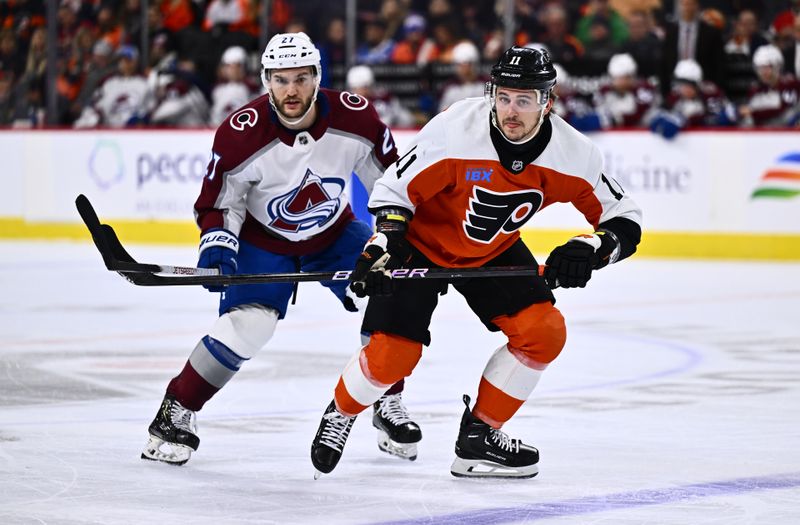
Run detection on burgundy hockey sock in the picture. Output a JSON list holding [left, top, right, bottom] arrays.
[[166, 361, 220, 411], [384, 379, 405, 396]]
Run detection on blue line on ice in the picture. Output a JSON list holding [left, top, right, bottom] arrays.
[[369, 472, 800, 525]]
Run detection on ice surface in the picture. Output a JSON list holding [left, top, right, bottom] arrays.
[[1, 241, 799, 524]]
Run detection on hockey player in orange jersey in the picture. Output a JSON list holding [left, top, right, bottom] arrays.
[[311, 45, 642, 479]]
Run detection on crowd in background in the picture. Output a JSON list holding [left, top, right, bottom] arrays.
[[0, 0, 798, 133]]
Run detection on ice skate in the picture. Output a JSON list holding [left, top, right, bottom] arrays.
[[311, 400, 357, 479], [450, 394, 539, 479], [141, 394, 199, 466], [372, 393, 422, 461]]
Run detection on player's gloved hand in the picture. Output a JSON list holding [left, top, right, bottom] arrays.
[[649, 110, 684, 140], [198, 228, 239, 292], [350, 208, 413, 298], [544, 231, 618, 289]]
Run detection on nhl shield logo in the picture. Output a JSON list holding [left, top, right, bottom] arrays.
[[511, 160, 524, 172]]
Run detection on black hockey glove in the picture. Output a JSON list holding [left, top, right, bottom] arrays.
[[544, 231, 618, 289], [349, 208, 413, 297]]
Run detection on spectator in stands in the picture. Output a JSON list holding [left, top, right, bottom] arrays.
[[210, 46, 257, 126], [121, 0, 146, 48], [346, 64, 414, 127], [438, 41, 484, 112], [12, 75, 46, 128], [620, 9, 662, 79], [429, 18, 462, 63], [0, 29, 25, 80], [380, 0, 409, 42], [0, 70, 14, 125], [537, 4, 584, 74], [575, 0, 629, 48], [76, 40, 117, 111], [391, 13, 439, 66], [319, 18, 347, 87], [56, 2, 80, 56], [95, 2, 124, 51], [608, 0, 662, 20], [574, 52, 658, 131], [460, 0, 497, 46], [160, 0, 195, 33], [578, 12, 623, 76], [356, 18, 396, 64], [145, 5, 177, 72], [739, 44, 800, 127], [659, 0, 726, 100], [147, 58, 210, 127], [771, 0, 800, 44], [650, 59, 736, 139], [724, 9, 769, 105], [427, 0, 456, 27], [203, 0, 256, 35], [22, 27, 48, 86], [74, 45, 149, 128], [784, 11, 800, 78], [724, 10, 768, 59]]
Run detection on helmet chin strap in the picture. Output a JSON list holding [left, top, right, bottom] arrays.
[[267, 80, 320, 128]]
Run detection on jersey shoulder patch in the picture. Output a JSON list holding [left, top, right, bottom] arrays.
[[323, 88, 385, 141], [213, 94, 277, 169]]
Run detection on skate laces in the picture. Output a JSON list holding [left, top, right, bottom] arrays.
[[168, 400, 196, 433], [320, 409, 355, 452], [489, 428, 520, 453], [378, 394, 412, 425]]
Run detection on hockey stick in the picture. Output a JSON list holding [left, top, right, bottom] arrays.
[[75, 194, 549, 287]]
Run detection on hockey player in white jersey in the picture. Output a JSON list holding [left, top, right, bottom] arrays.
[[311, 46, 642, 479], [141, 32, 421, 466]]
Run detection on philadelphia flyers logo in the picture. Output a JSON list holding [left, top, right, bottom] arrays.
[[463, 187, 543, 243]]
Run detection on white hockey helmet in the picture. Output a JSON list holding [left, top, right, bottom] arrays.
[[753, 44, 784, 69], [260, 32, 322, 89], [346, 65, 375, 89], [452, 41, 480, 64], [553, 62, 568, 85], [221, 46, 247, 65], [607, 53, 637, 78], [673, 59, 703, 83]]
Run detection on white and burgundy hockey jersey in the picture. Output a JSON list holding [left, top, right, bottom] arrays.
[[195, 89, 399, 256], [746, 76, 800, 126], [210, 80, 259, 126], [74, 74, 149, 128], [592, 81, 659, 128], [369, 97, 642, 268]]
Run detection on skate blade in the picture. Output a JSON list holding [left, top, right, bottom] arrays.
[[314, 469, 324, 480], [141, 436, 193, 466], [449, 457, 538, 479], [377, 431, 418, 461]]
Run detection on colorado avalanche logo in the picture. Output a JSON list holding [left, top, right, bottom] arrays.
[[463, 187, 543, 243], [267, 169, 345, 233]]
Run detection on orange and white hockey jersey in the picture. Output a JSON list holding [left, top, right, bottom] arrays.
[[369, 97, 642, 267]]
